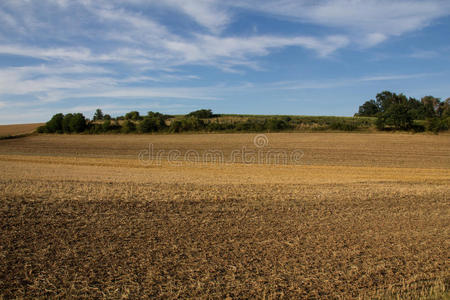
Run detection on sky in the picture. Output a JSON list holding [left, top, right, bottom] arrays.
[[1, 0, 450, 124]]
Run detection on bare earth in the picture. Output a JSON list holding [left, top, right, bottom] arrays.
[[0, 132, 449, 298]]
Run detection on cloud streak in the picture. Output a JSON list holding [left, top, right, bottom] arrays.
[[269, 73, 440, 90]]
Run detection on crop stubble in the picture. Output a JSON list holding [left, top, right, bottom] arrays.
[[0, 133, 449, 298]]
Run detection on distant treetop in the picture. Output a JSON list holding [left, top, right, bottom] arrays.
[[187, 109, 215, 119]]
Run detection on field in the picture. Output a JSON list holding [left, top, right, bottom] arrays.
[[0, 123, 44, 138], [0, 132, 449, 298]]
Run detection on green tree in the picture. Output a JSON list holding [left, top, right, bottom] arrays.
[[383, 103, 413, 130], [421, 96, 441, 118], [357, 100, 379, 116], [139, 116, 167, 133], [125, 111, 141, 121], [69, 113, 87, 133], [93, 108, 104, 121], [375, 91, 395, 113], [147, 111, 171, 120], [139, 117, 157, 133], [187, 109, 214, 119], [45, 113, 64, 133], [407, 97, 426, 120], [62, 113, 74, 133], [438, 98, 449, 118]]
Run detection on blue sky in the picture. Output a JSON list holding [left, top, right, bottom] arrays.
[[1, 0, 450, 124]]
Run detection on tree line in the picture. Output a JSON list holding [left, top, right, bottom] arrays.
[[37, 92, 449, 135], [356, 91, 449, 132], [38, 109, 296, 134]]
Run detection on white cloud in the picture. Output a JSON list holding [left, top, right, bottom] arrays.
[[364, 33, 387, 47], [162, 0, 230, 33], [228, 0, 450, 46], [73, 87, 219, 101], [0, 64, 214, 102], [359, 73, 437, 82], [164, 34, 349, 69], [0, 45, 93, 61], [118, 0, 230, 33], [93, 6, 171, 40]]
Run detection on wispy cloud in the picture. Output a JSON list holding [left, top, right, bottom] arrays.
[[409, 49, 439, 59], [270, 73, 439, 90], [229, 0, 450, 46], [160, 0, 230, 33]]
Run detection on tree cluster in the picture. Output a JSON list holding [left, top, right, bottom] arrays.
[[37, 113, 87, 133], [38, 109, 298, 134], [357, 91, 449, 132], [186, 109, 215, 119]]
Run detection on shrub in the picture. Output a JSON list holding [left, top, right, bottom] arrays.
[[138, 117, 166, 133], [266, 118, 290, 131], [169, 120, 183, 133], [168, 117, 205, 133], [329, 121, 358, 131], [375, 115, 386, 130], [182, 117, 205, 131], [36, 126, 48, 133], [88, 124, 103, 134], [425, 117, 449, 133], [121, 120, 136, 133], [102, 119, 112, 132], [206, 122, 227, 132], [411, 123, 426, 133]]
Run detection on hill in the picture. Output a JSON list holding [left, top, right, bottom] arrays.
[[0, 123, 44, 139]]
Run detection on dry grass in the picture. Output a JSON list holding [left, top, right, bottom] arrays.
[[0, 132, 449, 298], [0, 123, 43, 138]]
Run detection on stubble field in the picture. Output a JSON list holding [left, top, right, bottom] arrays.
[[0, 123, 44, 138], [0, 132, 449, 298]]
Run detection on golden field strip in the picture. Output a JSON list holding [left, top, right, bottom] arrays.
[[0, 123, 43, 138], [0, 132, 449, 298]]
